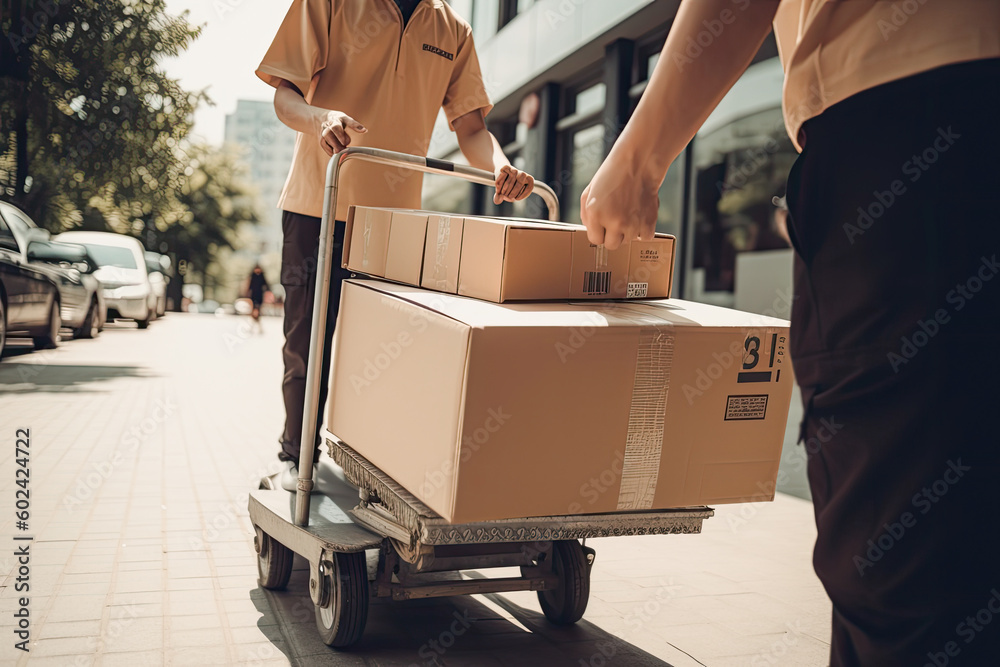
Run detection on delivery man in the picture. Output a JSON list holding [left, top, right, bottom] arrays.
[[256, 0, 534, 492], [580, 1, 1000, 665]]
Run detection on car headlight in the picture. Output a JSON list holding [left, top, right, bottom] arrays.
[[114, 283, 149, 299]]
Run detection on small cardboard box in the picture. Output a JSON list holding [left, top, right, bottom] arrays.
[[457, 216, 675, 301], [345, 207, 429, 281], [344, 206, 392, 277], [421, 213, 464, 294], [384, 211, 428, 286], [345, 207, 676, 303], [329, 279, 794, 524], [458, 217, 571, 302]]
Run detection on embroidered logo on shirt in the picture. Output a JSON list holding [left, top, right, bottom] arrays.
[[423, 44, 454, 61]]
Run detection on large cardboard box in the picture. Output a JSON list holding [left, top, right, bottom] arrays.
[[329, 279, 794, 524], [343, 207, 676, 302]]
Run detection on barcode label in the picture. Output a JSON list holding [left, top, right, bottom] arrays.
[[627, 282, 648, 298], [724, 394, 768, 421], [583, 271, 611, 295]]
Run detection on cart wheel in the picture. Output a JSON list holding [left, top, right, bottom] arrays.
[[315, 552, 369, 648], [255, 526, 293, 590], [537, 540, 591, 626]]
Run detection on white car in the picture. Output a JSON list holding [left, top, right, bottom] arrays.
[[55, 232, 157, 329]]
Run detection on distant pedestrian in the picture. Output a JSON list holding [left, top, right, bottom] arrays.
[[247, 265, 269, 334]]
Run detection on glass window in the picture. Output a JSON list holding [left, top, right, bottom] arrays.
[[449, 0, 474, 22], [498, 0, 532, 29], [689, 108, 795, 303], [82, 244, 138, 269], [563, 124, 605, 224], [574, 83, 606, 118], [647, 52, 660, 76], [422, 152, 474, 214], [472, 0, 499, 42], [656, 156, 685, 239], [554, 77, 608, 222], [656, 155, 686, 293], [0, 216, 19, 252]]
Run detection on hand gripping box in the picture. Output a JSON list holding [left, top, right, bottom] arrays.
[[343, 206, 676, 302], [328, 279, 794, 524]]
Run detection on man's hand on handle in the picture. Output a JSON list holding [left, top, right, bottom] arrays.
[[318, 111, 367, 157], [494, 164, 534, 205]]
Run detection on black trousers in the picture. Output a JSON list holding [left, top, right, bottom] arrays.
[[279, 211, 351, 464], [786, 59, 1000, 666]]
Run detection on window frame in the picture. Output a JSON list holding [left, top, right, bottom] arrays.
[[553, 70, 607, 220]]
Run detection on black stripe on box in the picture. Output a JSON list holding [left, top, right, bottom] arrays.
[[737, 371, 773, 383]]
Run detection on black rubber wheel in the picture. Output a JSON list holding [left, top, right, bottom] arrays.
[[74, 300, 99, 339], [33, 300, 60, 349], [536, 540, 591, 626], [136, 316, 150, 329], [315, 551, 369, 648], [255, 527, 293, 590], [0, 296, 7, 359]]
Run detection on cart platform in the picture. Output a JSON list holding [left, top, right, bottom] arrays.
[[326, 434, 714, 549], [248, 434, 714, 649]]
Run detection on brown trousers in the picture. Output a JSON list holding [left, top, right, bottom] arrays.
[[786, 59, 1000, 666], [278, 212, 351, 464]]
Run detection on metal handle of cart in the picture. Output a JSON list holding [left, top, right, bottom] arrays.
[[294, 147, 562, 525]]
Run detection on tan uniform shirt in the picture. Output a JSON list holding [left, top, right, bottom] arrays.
[[256, 0, 492, 220], [774, 0, 1000, 150]]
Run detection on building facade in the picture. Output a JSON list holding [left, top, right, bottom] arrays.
[[428, 0, 808, 499], [224, 99, 297, 259]]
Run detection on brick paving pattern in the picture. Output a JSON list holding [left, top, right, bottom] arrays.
[[0, 314, 831, 665]]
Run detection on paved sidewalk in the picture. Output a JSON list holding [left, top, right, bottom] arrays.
[[0, 314, 831, 666]]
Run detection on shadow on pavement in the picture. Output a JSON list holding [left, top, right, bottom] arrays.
[[0, 363, 152, 394], [250, 559, 678, 666]]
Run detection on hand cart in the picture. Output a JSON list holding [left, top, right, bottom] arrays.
[[247, 147, 714, 649]]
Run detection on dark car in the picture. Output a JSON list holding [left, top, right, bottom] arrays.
[[0, 213, 62, 356], [0, 202, 106, 343]]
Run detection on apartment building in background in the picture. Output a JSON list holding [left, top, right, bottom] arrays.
[[224, 99, 296, 260]]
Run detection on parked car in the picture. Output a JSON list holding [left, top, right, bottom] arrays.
[[0, 213, 62, 356], [0, 202, 107, 341], [55, 231, 157, 329], [144, 251, 170, 317]]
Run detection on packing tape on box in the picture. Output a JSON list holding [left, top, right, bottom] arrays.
[[432, 215, 451, 290], [362, 209, 373, 269], [616, 321, 675, 511]]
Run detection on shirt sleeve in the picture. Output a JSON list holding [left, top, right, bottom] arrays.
[[443, 24, 493, 130], [255, 0, 332, 98]]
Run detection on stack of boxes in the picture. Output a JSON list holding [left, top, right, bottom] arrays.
[[328, 207, 793, 524]]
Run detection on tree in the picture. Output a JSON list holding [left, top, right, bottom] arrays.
[[159, 144, 260, 311], [1, 0, 203, 230]]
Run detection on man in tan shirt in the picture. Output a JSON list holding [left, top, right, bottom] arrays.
[[256, 0, 534, 492], [581, 1, 1000, 665]]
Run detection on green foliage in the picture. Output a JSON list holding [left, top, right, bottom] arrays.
[[1, 0, 259, 293], [161, 143, 260, 270]]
